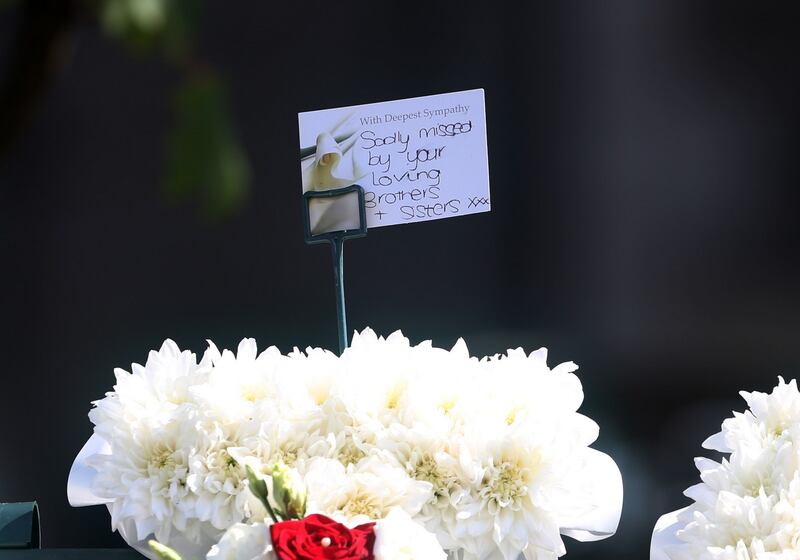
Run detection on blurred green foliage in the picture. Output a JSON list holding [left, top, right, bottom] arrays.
[[165, 75, 250, 218], [1, 0, 251, 218], [99, 0, 199, 60], [98, 0, 250, 219]]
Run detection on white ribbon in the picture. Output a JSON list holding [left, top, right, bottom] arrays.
[[648, 429, 729, 559], [650, 507, 688, 560], [559, 448, 624, 543], [67, 433, 112, 507]]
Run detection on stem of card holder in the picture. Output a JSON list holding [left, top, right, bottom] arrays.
[[302, 185, 368, 354]]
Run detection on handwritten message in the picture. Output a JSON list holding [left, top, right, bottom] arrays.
[[298, 89, 490, 228]]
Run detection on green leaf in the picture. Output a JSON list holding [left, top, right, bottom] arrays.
[[164, 73, 251, 220]]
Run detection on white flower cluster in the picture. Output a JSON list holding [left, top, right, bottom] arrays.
[[660, 377, 800, 560], [81, 329, 620, 560]]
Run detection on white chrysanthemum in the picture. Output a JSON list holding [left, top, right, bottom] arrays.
[[206, 522, 275, 560], [88, 339, 210, 439], [376, 424, 473, 550], [304, 455, 433, 526], [86, 340, 212, 545], [88, 412, 199, 544], [190, 339, 284, 424], [84, 339, 273, 553], [653, 377, 800, 560], [453, 419, 583, 560], [374, 507, 447, 560], [186, 442, 268, 531]]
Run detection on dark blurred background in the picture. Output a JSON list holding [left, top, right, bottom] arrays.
[[1, 1, 799, 557]]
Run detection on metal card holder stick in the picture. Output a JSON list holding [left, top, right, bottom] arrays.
[[302, 184, 368, 354]]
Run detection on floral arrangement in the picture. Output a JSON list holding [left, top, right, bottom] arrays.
[[69, 329, 622, 559], [651, 377, 800, 559]]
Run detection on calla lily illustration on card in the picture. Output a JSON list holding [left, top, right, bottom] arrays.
[[298, 89, 491, 233], [301, 115, 365, 193]]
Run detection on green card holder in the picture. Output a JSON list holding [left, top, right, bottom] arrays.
[[0, 502, 40, 550]]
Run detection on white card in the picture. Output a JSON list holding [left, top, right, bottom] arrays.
[[299, 89, 490, 230]]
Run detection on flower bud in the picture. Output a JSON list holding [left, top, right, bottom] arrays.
[[271, 462, 307, 520], [245, 463, 270, 509], [148, 540, 182, 560]]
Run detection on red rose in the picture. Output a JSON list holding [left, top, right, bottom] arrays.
[[270, 514, 376, 560]]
